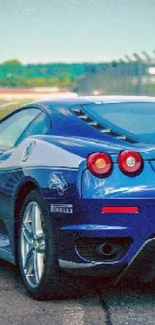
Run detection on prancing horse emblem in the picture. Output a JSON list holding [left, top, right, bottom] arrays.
[[48, 172, 68, 196]]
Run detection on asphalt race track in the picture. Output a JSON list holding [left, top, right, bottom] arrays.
[[1, 260, 155, 325]]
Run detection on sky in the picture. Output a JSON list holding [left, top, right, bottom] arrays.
[[0, 0, 155, 63]]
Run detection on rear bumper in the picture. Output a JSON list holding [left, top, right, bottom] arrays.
[[58, 258, 126, 277], [59, 237, 155, 283], [56, 197, 155, 280], [117, 237, 155, 283]]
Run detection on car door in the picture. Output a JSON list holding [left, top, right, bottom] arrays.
[[0, 108, 42, 229]]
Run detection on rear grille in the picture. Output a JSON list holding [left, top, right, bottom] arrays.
[[72, 107, 138, 144], [76, 237, 132, 262]]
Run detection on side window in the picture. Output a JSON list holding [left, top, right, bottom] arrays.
[[0, 109, 40, 149], [17, 112, 51, 144]]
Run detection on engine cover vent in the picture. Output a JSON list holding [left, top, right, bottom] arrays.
[[72, 107, 138, 144]]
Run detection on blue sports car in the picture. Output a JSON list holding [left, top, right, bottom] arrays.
[[1, 95, 155, 299]]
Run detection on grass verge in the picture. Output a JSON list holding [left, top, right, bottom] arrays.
[[0, 99, 32, 119]]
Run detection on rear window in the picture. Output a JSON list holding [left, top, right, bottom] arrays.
[[82, 102, 155, 144]]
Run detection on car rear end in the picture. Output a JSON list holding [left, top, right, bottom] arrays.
[[59, 99, 155, 282]]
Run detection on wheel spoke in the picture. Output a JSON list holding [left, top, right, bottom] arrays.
[[37, 236, 45, 252], [34, 252, 44, 283], [22, 224, 33, 245], [32, 204, 43, 239], [24, 248, 34, 275]]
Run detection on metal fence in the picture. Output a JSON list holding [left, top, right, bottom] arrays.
[[77, 51, 155, 96]]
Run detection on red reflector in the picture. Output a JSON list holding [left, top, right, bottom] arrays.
[[101, 206, 139, 213]]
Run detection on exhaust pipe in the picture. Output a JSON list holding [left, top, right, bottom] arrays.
[[96, 242, 115, 257]]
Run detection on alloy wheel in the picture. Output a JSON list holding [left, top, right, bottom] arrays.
[[21, 201, 45, 288]]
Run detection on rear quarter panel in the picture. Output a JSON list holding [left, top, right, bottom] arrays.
[[0, 137, 85, 253]]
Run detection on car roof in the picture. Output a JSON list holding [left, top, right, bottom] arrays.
[[7, 95, 155, 120], [34, 95, 155, 107]]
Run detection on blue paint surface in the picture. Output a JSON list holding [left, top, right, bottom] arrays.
[[1, 96, 155, 278]]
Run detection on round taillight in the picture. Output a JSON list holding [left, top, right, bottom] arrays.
[[87, 152, 112, 177], [118, 150, 143, 174]]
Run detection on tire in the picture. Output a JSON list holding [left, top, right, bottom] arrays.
[[18, 190, 83, 300]]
